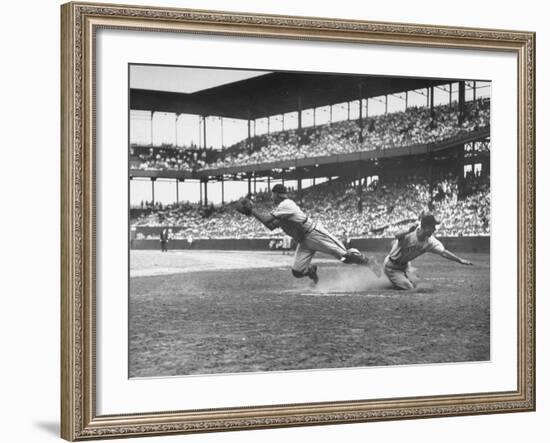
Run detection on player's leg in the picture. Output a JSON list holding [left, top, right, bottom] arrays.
[[305, 228, 380, 276], [341, 247, 381, 277], [403, 265, 418, 288], [383, 264, 415, 290], [291, 243, 318, 284], [304, 227, 347, 260]]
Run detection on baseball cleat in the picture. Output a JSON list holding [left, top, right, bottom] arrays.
[[341, 248, 365, 264], [308, 265, 319, 284]]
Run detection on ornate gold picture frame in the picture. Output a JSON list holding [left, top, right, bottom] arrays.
[[61, 1, 535, 440]]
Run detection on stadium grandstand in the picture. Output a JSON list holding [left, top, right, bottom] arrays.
[[129, 68, 490, 248]]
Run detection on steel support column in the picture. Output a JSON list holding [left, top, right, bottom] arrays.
[[151, 177, 156, 204], [174, 113, 178, 146], [203, 116, 207, 149], [150, 111, 154, 146], [430, 86, 434, 119], [459, 81, 466, 124], [358, 83, 364, 144], [297, 95, 302, 129], [428, 149, 434, 206], [220, 117, 224, 149], [247, 116, 251, 154]]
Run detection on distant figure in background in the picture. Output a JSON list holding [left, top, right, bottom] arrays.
[[160, 228, 169, 252], [282, 235, 292, 255], [187, 233, 194, 249]]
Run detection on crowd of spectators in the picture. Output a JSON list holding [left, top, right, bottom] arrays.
[[130, 173, 490, 240], [130, 98, 490, 172], [208, 99, 490, 169], [131, 201, 264, 240], [130, 144, 213, 171]]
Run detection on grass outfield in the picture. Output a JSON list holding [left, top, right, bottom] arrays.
[[129, 250, 490, 377]]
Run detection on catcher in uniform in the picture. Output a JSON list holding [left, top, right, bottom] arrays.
[[384, 214, 473, 290], [235, 184, 378, 284]]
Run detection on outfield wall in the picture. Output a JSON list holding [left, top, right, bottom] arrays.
[[131, 236, 490, 254]]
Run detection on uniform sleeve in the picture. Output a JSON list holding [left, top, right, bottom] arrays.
[[270, 200, 297, 219], [427, 237, 445, 255]]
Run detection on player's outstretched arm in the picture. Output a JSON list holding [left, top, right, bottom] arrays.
[[440, 249, 473, 265]]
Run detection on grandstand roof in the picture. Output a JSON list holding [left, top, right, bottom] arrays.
[[130, 72, 463, 120]]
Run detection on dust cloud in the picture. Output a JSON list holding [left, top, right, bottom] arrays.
[[314, 266, 390, 293]]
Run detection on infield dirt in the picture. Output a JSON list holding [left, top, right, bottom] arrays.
[[129, 250, 490, 377]]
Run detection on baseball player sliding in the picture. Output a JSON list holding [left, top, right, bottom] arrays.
[[384, 214, 474, 290], [235, 184, 379, 284]]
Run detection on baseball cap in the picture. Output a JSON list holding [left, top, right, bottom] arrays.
[[420, 214, 439, 229], [271, 184, 287, 194]]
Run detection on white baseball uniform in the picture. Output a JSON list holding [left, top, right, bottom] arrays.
[[270, 198, 347, 274], [383, 229, 445, 289]]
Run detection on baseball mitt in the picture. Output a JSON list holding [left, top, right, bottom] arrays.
[[235, 198, 253, 216]]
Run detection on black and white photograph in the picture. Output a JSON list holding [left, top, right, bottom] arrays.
[[2, 0, 545, 440], [128, 65, 491, 378]]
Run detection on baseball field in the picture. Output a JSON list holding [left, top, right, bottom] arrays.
[[129, 249, 490, 378]]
